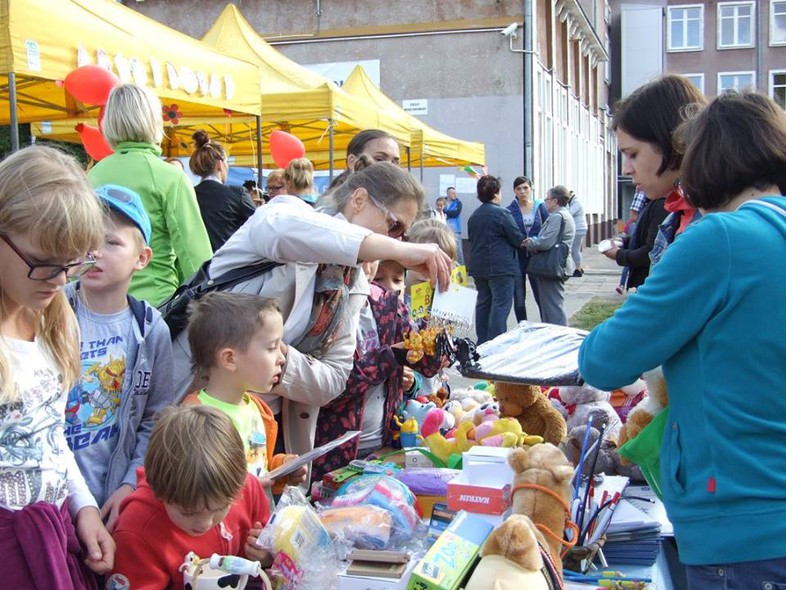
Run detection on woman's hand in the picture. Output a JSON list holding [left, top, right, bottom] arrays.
[[402, 366, 415, 391], [603, 245, 619, 260], [75, 506, 115, 574], [396, 242, 452, 292]]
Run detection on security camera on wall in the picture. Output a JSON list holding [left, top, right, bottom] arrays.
[[500, 23, 519, 38]]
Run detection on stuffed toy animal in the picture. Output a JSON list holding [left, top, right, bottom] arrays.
[[402, 399, 436, 432], [555, 384, 623, 444], [563, 424, 645, 482], [508, 443, 574, 575], [476, 417, 544, 448], [617, 367, 668, 449], [463, 515, 553, 590], [495, 382, 567, 446], [421, 412, 474, 464]]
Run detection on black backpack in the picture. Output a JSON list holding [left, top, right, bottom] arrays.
[[158, 258, 281, 339]]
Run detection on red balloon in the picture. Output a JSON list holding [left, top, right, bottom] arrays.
[[76, 123, 114, 161], [269, 130, 305, 168], [64, 65, 120, 106]]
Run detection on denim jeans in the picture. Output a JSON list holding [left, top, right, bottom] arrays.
[[513, 271, 541, 322], [686, 556, 786, 590], [474, 275, 514, 344]]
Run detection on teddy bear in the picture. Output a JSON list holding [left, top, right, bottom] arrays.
[[463, 515, 552, 590], [495, 381, 567, 446], [617, 367, 668, 449], [553, 384, 623, 445], [508, 443, 575, 575], [563, 424, 645, 482]]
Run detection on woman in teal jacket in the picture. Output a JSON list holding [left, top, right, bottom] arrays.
[[579, 92, 786, 588], [89, 84, 212, 306]]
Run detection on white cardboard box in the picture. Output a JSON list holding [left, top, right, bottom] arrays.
[[337, 558, 417, 590], [462, 446, 514, 487]]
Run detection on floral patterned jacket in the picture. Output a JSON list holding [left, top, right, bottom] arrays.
[[311, 284, 442, 483]]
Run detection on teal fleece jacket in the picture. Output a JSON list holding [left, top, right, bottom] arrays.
[[88, 142, 212, 306], [579, 197, 786, 565]]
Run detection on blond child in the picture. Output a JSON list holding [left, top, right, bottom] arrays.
[[66, 185, 175, 533], [111, 405, 271, 588], [0, 145, 114, 583], [181, 292, 306, 486]]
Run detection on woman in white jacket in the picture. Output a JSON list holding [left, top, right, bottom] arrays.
[[172, 162, 451, 458]]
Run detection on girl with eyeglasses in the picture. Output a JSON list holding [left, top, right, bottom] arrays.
[[171, 162, 451, 469], [0, 145, 115, 584]]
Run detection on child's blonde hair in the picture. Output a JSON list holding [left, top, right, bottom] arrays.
[[188, 292, 281, 377], [406, 218, 459, 261], [145, 405, 247, 510], [283, 157, 314, 194], [0, 146, 104, 401]]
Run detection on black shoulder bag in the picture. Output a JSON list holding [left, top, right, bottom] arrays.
[[158, 258, 281, 339], [526, 215, 570, 282]]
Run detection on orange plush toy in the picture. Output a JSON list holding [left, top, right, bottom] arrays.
[[495, 381, 567, 446], [617, 367, 669, 449]]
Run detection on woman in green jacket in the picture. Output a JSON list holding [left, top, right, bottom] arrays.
[[89, 84, 212, 306]]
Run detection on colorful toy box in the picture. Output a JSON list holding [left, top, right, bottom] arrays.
[[406, 511, 493, 590]]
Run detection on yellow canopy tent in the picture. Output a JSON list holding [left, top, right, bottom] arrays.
[[0, 0, 262, 149], [193, 4, 414, 172], [343, 65, 486, 169]]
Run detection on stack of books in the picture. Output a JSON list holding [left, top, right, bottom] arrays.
[[602, 486, 672, 566]]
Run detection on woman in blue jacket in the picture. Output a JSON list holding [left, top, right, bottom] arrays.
[[507, 176, 549, 321], [467, 175, 524, 343], [579, 92, 786, 589]]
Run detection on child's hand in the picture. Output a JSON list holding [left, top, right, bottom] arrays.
[[100, 483, 135, 533], [402, 366, 415, 391], [281, 454, 308, 485], [245, 521, 274, 566], [75, 506, 115, 574]]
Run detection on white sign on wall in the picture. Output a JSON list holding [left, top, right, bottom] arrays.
[[303, 59, 380, 88], [402, 99, 428, 116]]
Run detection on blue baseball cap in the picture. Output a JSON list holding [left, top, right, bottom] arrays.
[[95, 185, 152, 244]]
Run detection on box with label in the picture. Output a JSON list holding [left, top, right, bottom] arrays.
[[407, 511, 494, 590], [446, 473, 511, 515], [338, 558, 417, 590], [462, 446, 514, 487]]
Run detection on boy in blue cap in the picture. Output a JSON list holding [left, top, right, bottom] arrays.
[[65, 184, 175, 532]]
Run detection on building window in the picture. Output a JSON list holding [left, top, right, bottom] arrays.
[[718, 71, 755, 92], [771, 71, 786, 109], [772, 1, 786, 45], [718, 2, 755, 48], [683, 73, 705, 93], [668, 4, 703, 51]]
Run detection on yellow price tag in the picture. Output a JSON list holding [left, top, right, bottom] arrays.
[[450, 265, 467, 286], [410, 281, 434, 319]]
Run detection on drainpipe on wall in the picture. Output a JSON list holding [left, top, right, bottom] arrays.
[[523, 0, 534, 178]]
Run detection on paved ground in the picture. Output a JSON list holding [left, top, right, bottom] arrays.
[[448, 244, 627, 388]]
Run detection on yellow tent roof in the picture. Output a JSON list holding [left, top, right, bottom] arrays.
[[343, 65, 486, 167], [193, 4, 413, 166], [0, 0, 262, 124]]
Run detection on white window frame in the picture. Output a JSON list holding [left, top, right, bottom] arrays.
[[717, 1, 755, 49], [717, 71, 756, 93], [683, 73, 705, 93], [770, 69, 786, 109], [667, 4, 704, 52], [771, 0, 786, 46]]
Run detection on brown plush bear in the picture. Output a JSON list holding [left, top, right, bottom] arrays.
[[617, 366, 669, 449], [508, 443, 575, 575], [495, 381, 568, 446], [463, 515, 551, 590]]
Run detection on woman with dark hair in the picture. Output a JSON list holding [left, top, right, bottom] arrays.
[[467, 175, 525, 343], [507, 175, 548, 321], [602, 74, 705, 290], [524, 185, 575, 326], [580, 91, 786, 589], [327, 129, 401, 190], [190, 130, 256, 252]]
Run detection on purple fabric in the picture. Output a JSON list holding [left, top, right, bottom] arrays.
[[0, 501, 98, 590]]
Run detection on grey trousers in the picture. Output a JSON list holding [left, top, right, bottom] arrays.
[[535, 277, 567, 326]]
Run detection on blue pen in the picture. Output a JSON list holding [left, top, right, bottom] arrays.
[[573, 414, 594, 499]]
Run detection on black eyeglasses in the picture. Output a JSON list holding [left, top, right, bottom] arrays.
[[367, 193, 406, 238], [1, 235, 96, 281], [267, 185, 285, 193]]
